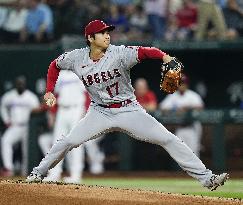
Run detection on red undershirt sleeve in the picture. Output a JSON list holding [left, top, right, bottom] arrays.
[[46, 59, 60, 93], [137, 47, 167, 62]]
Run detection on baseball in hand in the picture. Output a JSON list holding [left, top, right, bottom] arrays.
[[46, 98, 54, 107], [44, 92, 56, 107]]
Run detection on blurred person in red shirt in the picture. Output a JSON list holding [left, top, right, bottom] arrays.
[[165, 0, 197, 40], [176, 0, 197, 29], [134, 78, 158, 112], [175, 0, 197, 39]]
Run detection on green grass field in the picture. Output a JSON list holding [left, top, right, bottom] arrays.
[[83, 178, 243, 199]]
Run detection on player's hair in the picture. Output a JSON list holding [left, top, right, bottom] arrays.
[[86, 34, 95, 47]]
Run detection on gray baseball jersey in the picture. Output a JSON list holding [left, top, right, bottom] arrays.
[[56, 45, 138, 104]]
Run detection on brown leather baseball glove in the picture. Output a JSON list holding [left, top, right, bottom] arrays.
[[160, 57, 183, 94]]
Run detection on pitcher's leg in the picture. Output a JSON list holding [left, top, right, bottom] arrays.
[[117, 109, 212, 186], [175, 127, 200, 157], [32, 106, 111, 177], [162, 134, 212, 185]]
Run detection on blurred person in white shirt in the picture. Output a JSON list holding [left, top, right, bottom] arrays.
[[0, 0, 15, 28], [160, 74, 204, 157], [0, 0, 28, 43], [144, 0, 169, 40], [0, 76, 39, 176]]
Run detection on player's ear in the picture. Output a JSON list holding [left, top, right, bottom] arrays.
[[87, 34, 94, 43]]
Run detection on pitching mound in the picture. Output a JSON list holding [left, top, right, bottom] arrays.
[[0, 180, 241, 205]]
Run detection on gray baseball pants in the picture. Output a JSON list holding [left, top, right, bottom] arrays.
[[33, 101, 212, 186]]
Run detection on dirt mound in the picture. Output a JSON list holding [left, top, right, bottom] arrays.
[[0, 180, 241, 205]]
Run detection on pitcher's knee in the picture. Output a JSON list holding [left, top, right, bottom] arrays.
[[64, 135, 85, 149], [154, 131, 178, 145]]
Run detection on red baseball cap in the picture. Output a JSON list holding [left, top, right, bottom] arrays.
[[84, 20, 115, 38]]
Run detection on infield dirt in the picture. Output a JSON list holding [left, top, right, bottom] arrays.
[[0, 180, 242, 205]]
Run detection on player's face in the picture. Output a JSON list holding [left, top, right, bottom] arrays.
[[92, 30, 111, 49], [178, 83, 188, 93], [135, 79, 148, 96], [15, 78, 26, 94]]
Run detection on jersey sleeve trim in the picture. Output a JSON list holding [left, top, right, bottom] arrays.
[[137, 47, 167, 62]]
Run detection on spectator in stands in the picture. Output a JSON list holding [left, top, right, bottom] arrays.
[[70, 1, 103, 35], [50, 0, 100, 38], [39, 0, 53, 36], [20, 0, 53, 43], [0, 76, 39, 176], [110, 0, 133, 6], [49, 0, 75, 38], [195, 0, 227, 40], [144, 0, 169, 41], [134, 78, 158, 112], [223, 0, 243, 39], [159, 74, 204, 157], [165, 0, 197, 40], [127, 5, 149, 40], [168, 0, 183, 15], [106, 4, 129, 41], [69, 1, 90, 34], [0, 5, 8, 32], [175, 0, 197, 40], [0, 0, 28, 43], [129, 5, 148, 32]]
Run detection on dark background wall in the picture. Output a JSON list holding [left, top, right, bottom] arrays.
[[131, 49, 243, 108], [0, 45, 60, 96]]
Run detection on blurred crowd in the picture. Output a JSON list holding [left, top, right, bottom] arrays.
[[0, 0, 243, 44]]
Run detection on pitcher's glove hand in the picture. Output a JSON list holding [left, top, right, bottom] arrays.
[[160, 57, 183, 94]]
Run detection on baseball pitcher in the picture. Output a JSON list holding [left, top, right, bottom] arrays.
[[27, 20, 228, 191]]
